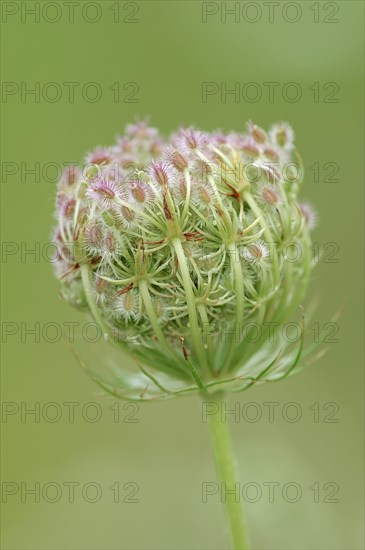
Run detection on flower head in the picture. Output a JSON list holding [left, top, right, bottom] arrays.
[[53, 119, 317, 401]]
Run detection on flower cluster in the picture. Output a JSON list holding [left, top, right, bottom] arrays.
[[53, 119, 316, 400]]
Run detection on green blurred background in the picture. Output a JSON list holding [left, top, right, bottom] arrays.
[[1, 1, 364, 548]]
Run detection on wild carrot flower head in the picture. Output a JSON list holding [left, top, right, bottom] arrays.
[[53, 119, 317, 401]]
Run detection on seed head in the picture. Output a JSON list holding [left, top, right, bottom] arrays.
[[53, 118, 317, 401]]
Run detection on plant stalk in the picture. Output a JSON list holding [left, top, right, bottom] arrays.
[[205, 394, 250, 549]]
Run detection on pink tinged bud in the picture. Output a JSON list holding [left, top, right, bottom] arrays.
[[120, 157, 140, 174], [263, 146, 280, 162], [193, 158, 217, 183], [56, 192, 65, 210], [242, 241, 270, 264], [260, 185, 280, 205], [85, 222, 104, 255], [113, 289, 139, 321], [269, 122, 295, 151], [55, 258, 77, 281], [239, 137, 261, 158], [63, 199, 76, 219], [52, 228, 75, 265], [116, 136, 133, 153], [91, 274, 111, 305], [150, 139, 164, 157], [166, 173, 188, 203], [196, 184, 212, 205], [251, 244, 267, 258], [174, 175, 188, 199], [148, 161, 174, 187], [121, 205, 135, 223], [63, 165, 79, 185], [225, 132, 242, 149], [52, 247, 64, 271], [87, 178, 121, 208], [164, 148, 189, 172], [123, 292, 135, 313], [212, 132, 229, 146], [95, 277, 106, 295], [163, 194, 173, 220], [131, 181, 147, 203], [179, 128, 207, 151], [247, 121, 267, 144], [86, 146, 114, 166], [103, 230, 120, 258], [126, 120, 158, 140], [114, 204, 137, 228], [299, 202, 316, 229], [87, 223, 103, 245]]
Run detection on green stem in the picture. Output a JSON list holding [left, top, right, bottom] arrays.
[[172, 238, 209, 374], [139, 279, 171, 355], [79, 263, 112, 341], [205, 394, 250, 550], [227, 242, 244, 327]]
